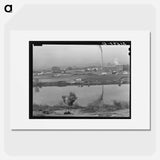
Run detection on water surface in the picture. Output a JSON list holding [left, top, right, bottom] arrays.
[[33, 84, 129, 106]]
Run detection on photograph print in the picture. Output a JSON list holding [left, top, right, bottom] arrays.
[[30, 41, 131, 119]]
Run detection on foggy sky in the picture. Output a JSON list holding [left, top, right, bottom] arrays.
[[33, 44, 129, 70]]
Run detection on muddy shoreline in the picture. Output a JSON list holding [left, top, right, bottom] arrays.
[[33, 81, 129, 87]]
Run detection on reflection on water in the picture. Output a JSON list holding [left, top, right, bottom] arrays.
[[33, 84, 129, 106]]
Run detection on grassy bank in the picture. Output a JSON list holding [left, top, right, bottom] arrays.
[[33, 74, 130, 87], [33, 100, 129, 117]]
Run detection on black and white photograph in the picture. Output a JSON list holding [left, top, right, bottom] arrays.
[[30, 41, 131, 119]]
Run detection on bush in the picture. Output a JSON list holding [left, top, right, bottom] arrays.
[[62, 92, 77, 106], [113, 101, 129, 109]]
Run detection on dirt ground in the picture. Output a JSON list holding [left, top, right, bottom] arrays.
[[33, 108, 129, 118]]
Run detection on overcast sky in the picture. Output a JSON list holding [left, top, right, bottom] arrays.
[[33, 44, 129, 70]]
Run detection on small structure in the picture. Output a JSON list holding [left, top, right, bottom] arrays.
[[37, 72, 44, 76], [101, 72, 107, 75], [52, 66, 61, 73], [75, 78, 82, 82], [104, 65, 123, 73], [123, 64, 130, 72], [85, 67, 99, 72], [123, 71, 128, 74]]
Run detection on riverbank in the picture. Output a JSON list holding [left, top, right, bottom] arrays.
[[33, 81, 129, 87], [32, 100, 130, 117], [33, 73, 130, 87]]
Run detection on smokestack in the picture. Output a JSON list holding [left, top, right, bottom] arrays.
[[113, 58, 119, 65]]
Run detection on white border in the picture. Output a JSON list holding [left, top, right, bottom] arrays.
[[10, 31, 150, 130]]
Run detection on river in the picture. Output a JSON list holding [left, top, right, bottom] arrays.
[[33, 84, 129, 106]]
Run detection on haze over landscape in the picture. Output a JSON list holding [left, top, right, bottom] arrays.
[[33, 45, 129, 70]]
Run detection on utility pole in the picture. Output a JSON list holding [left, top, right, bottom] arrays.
[[99, 45, 104, 71], [98, 42, 107, 103]]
